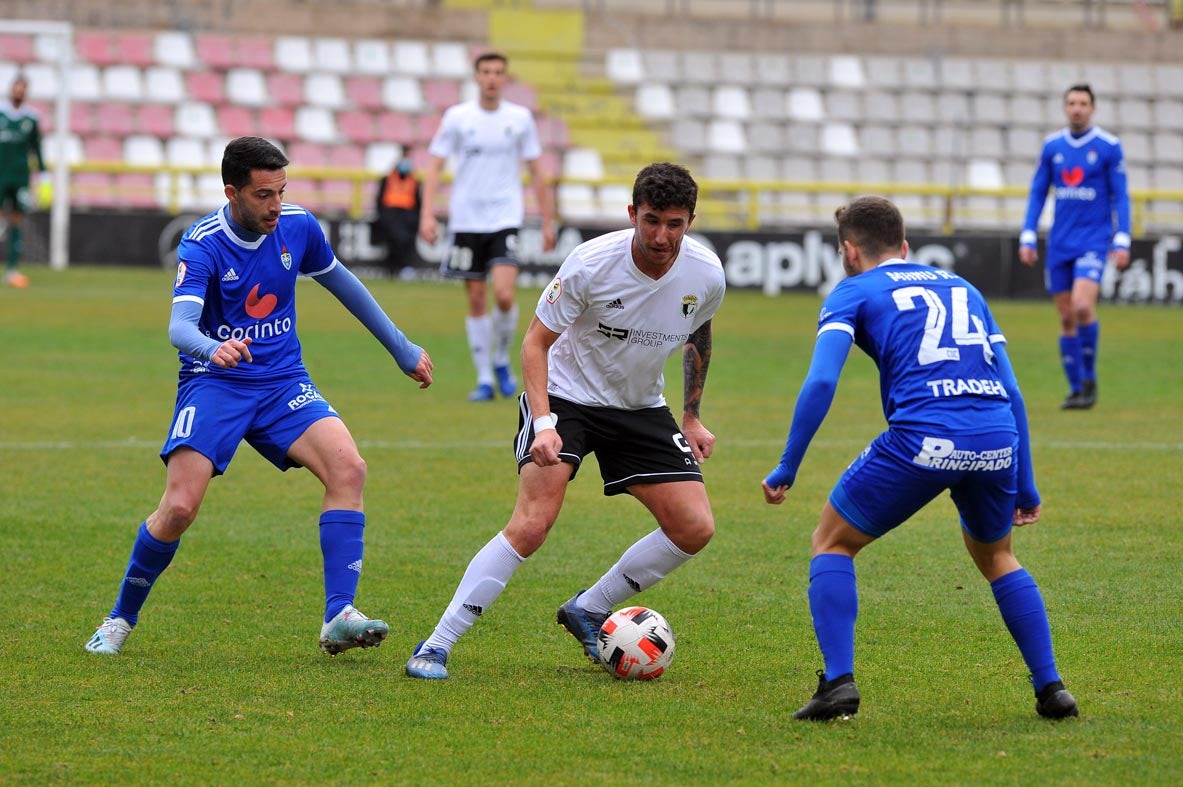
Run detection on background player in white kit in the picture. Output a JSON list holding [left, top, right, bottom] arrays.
[[407, 163, 726, 679], [418, 51, 557, 402]]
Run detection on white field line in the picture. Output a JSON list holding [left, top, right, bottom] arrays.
[[1, 438, 1179, 452]]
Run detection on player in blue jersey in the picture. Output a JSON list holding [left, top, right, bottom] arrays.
[[84, 137, 434, 657], [1020, 83, 1131, 410], [763, 196, 1077, 721]]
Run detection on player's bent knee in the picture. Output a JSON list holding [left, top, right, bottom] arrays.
[[667, 516, 714, 555]]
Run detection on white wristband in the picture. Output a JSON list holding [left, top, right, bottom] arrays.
[[533, 414, 557, 434]]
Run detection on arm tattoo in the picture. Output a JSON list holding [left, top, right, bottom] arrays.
[[683, 319, 712, 419]]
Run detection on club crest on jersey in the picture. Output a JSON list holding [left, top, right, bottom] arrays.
[[280, 246, 292, 270], [545, 276, 562, 304], [1086, 149, 1098, 165], [681, 294, 699, 318]]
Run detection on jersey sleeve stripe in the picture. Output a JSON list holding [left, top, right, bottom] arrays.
[[818, 322, 855, 338], [173, 294, 204, 306]]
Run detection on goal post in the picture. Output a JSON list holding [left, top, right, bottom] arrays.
[[0, 19, 72, 269]]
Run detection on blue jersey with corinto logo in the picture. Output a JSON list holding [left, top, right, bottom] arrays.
[[173, 202, 336, 382], [819, 260, 1014, 434], [1021, 126, 1130, 260]]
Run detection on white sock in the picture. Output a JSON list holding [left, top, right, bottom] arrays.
[[466, 315, 494, 385], [578, 529, 693, 615], [424, 531, 524, 652], [491, 303, 519, 369]]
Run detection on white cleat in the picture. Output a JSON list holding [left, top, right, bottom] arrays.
[[319, 605, 389, 655], [85, 617, 133, 655]]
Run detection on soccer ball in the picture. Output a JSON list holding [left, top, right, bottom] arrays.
[[596, 606, 675, 680]]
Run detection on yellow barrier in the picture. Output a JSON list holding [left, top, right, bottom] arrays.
[[70, 160, 1183, 236]]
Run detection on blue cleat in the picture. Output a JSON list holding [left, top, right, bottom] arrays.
[[406, 641, 449, 679], [556, 591, 609, 664], [468, 383, 495, 402], [494, 365, 517, 398]]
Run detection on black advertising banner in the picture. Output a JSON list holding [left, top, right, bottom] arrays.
[[36, 211, 1183, 305]]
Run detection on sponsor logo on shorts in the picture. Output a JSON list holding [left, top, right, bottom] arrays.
[[287, 382, 326, 411], [912, 437, 1014, 470]]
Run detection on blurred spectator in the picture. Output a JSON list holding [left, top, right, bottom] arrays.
[[374, 149, 422, 274]]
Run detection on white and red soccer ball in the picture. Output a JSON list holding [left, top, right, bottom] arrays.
[[596, 606, 675, 680]]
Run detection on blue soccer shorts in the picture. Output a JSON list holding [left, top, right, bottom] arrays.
[[160, 372, 341, 475], [829, 428, 1020, 543], [1045, 248, 1107, 294]]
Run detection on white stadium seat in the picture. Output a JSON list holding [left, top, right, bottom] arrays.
[[274, 36, 313, 73], [354, 39, 392, 76], [605, 48, 643, 84], [153, 31, 195, 69]]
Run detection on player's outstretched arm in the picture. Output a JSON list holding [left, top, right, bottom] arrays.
[[994, 343, 1040, 515], [313, 262, 431, 385], [762, 329, 851, 504]]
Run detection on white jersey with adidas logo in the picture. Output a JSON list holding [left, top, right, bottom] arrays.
[[536, 228, 726, 410]]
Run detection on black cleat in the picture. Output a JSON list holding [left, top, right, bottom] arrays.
[[793, 670, 860, 720], [1035, 680, 1079, 719], [1062, 380, 1097, 410]]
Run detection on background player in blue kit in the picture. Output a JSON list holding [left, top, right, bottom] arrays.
[[1019, 83, 1131, 410], [85, 136, 434, 657], [763, 196, 1076, 721]]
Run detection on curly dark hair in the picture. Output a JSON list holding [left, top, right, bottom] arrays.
[[632, 162, 697, 215], [221, 136, 290, 190], [834, 195, 905, 259]]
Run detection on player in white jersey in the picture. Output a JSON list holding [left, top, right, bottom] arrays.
[[419, 52, 556, 402], [84, 137, 434, 658], [407, 163, 726, 679]]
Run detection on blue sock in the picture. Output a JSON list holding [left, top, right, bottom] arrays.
[[807, 553, 858, 681], [991, 568, 1061, 691], [1077, 322, 1098, 381], [1059, 335, 1082, 393], [109, 522, 180, 626], [320, 510, 366, 623]]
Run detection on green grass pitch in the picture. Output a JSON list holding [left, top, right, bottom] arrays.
[[1, 266, 1180, 784]]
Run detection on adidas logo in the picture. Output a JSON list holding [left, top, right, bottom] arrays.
[[623, 574, 641, 592], [125, 576, 151, 588], [222, 268, 239, 282], [463, 603, 484, 617], [605, 298, 624, 310], [346, 559, 363, 573]]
